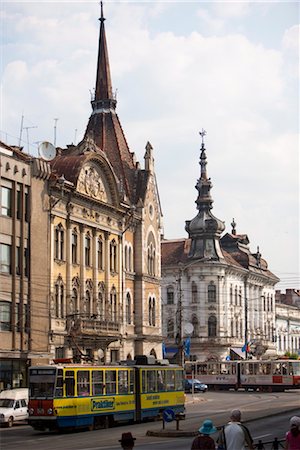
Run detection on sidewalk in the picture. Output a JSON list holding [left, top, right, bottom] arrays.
[[146, 394, 300, 437]]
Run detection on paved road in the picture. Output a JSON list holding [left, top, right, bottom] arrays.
[[1, 390, 299, 449]]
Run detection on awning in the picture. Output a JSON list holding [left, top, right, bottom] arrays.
[[230, 347, 245, 360], [164, 346, 178, 359]]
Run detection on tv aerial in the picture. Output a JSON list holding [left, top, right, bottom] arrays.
[[38, 141, 56, 161]]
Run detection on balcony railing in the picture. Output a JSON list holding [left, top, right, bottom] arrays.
[[67, 314, 120, 335]]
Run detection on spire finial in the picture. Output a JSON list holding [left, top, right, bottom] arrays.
[[231, 218, 236, 235], [199, 128, 207, 147], [100, 1, 105, 23]]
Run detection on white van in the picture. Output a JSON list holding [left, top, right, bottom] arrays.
[[0, 388, 29, 427]]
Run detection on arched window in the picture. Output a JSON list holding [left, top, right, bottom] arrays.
[[110, 286, 117, 322], [55, 277, 64, 318], [124, 245, 128, 271], [72, 276, 80, 312], [235, 319, 239, 338], [167, 319, 174, 338], [238, 287, 242, 306], [147, 232, 156, 276], [97, 237, 103, 270], [110, 239, 117, 273], [192, 315, 199, 337], [208, 315, 217, 337], [71, 229, 78, 264], [230, 285, 233, 305], [231, 319, 234, 337], [84, 290, 91, 317], [192, 282, 198, 304], [235, 286, 238, 305], [55, 224, 64, 260], [148, 297, 156, 326], [126, 292, 131, 324], [70, 288, 77, 314], [208, 282, 216, 302], [167, 286, 174, 305], [128, 246, 133, 272], [97, 282, 105, 319], [85, 233, 91, 267]]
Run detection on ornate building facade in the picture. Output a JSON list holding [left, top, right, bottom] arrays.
[[161, 136, 279, 362], [47, 7, 163, 363]]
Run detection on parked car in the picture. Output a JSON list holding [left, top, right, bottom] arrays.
[[0, 388, 29, 427], [184, 379, 208, 393]]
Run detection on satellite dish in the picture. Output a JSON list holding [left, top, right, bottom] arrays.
[[184, 322, 194, 336], [38, 141, 56, 161]]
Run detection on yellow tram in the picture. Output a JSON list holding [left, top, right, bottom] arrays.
[[28, 356, 185, 431]]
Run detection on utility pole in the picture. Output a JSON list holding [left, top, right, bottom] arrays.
[[244, 277, 248, 359], [176, 268, 183, 366]]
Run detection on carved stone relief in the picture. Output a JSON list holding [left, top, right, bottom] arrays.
[[78, 164, 107, 201]]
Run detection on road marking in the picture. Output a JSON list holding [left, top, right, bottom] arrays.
[[254, 433, 272, 439]]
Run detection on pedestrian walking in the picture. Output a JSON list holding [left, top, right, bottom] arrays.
[[191, 419, 217, 449], [217, 409, 254, 450], [284, 416, 300, 450], [118, 432, 136, 450]]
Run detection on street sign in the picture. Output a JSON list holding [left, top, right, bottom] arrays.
[[163, 408, 175, 422]]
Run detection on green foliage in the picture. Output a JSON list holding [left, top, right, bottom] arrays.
[[284, 351, 299, 360]]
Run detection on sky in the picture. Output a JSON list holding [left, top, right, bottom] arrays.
[[1, 1, 299, 290]]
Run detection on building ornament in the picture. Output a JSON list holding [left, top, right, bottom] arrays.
[[78, 165, 107, 201]]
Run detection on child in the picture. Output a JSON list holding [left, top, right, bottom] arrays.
[[191, 419, 217, 450]]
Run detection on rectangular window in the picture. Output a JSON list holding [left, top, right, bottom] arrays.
[[110, 349, 119, 363], [118, 370, 129, 394], [72, 233, 77, 264], [16, 189, 22, 220], [24, 191, 29, 222], [0, 301, 11, 331], [1, 186, 12, 217], [0, 243, 11, 274], [77, 370, 90, 396], [92, 370, 104, 395], [105, 370, 116, 394], [55, 369, 64, 397], [65, 370, 75, 397], [16, 246, 21, 275], [85, 236, 91, 266]]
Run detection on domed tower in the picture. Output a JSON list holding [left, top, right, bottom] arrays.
[[185, 130, 225, 260]]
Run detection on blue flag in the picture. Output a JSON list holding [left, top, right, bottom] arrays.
[[184, 337, 191, 357], [162, 342, 166, 358]]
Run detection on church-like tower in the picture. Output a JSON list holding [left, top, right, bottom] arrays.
[[46, 3, 163, 363], [185, 131, 225, 261]]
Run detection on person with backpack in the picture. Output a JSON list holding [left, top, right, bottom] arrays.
[[217, 409, 254, 450], [191, 419, 217, 449]]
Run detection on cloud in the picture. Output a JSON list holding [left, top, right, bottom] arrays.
[[212, 1, 251, 19], [282, 24, 300, 51]]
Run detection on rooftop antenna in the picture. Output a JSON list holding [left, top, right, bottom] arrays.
[[54, 118, 59, 146], [19, 113, 24, 146], [23, 125, 37, 153]]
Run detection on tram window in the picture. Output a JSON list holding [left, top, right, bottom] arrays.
[[142, 371, 146, 393], [65, 371, 75, 397], [175, 370, 184, 391], [55, 369, 63, 397], [220, 363, 228, 374], [157, 370, 166, 392], [147, 370, 156, 392], [232, 364, 236, 375], [199, 364, 207, 375], [92, 370, 104, 395], [273, 363, 281, 375], [262, 363, 271, 375], [288, 363, 294, 376], [129, 370, 135, 393], [77, 370, 90, 396], [118, 370, 129, 394], [166, 370, 175, 390], [293, 362, 300, 376], [105, 370, 117, 394]]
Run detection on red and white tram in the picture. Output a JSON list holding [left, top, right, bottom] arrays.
[[185, 359, 300, 392]]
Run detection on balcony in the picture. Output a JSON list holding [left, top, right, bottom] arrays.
[[67, 314, 120, 336]]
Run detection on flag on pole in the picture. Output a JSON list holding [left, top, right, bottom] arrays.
[[184, 337, 191, 357]]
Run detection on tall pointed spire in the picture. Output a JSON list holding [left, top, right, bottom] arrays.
[[92, 2, 116, 112], [185, 130, 225, 260]]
